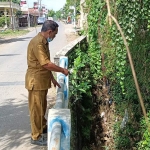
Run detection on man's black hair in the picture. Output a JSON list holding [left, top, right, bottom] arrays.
[[41, 20, 59, 32]]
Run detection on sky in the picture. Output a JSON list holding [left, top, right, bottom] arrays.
[[28, 0, 66, 11]]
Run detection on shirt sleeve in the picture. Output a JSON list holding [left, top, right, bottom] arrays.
[[33, 43, 50, 66]]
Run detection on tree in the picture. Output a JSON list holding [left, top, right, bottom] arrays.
[[16, 10, 22, 17], [48, 9, 55, 17], [12, 0, 20, 4], [55, 10, 61, 19]]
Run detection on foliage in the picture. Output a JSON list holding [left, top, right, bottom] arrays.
[[82, 0, 150, 149], [0, 16, 9, 27], [138, 111, 150, 150], [69, 48, 91, 100], [15, 10, 22, 17], [61, 3, 73, 19], [68, 0, 150, 149], [68, 42, 93, 149], [55, 10, 61, 19], [86, 0, 102, 81], [48, 9, 55, 17], [0, 16, 6, 27], [12, 0, 20, 4], [59, 0, 80, 20], [66, 0, 80, 12]]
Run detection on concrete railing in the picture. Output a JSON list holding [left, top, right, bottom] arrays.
[[48, 35, 86, 150], [54, 35, 86, 65], [48, 56, 70, 150]]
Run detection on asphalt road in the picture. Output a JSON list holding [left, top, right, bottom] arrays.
[[0, 21, 69, 150]]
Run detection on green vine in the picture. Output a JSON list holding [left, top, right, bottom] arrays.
[[68, 0, 150, 149], [85, 0, 150, 149]]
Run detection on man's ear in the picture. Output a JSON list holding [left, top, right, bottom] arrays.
[[48, 30, 53, 34]]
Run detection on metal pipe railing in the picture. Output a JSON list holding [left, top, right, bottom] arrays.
[[48, 56, 70, 150]]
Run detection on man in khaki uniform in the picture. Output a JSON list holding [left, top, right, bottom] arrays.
[[25, 20, 69, 146]]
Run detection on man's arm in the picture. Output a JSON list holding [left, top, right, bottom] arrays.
[[43, 62, 69, 76]]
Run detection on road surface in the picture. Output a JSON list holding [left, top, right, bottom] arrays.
[[0, 22, 70, 150]]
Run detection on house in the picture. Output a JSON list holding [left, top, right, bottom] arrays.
[[19, 8, 41, 27], [0, 1, 47, 29], [0, 1, 20, 29]]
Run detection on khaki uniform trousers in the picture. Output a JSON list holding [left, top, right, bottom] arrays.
[[28, 90, 48, 140]]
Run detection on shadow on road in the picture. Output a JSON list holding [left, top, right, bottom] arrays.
[[0, 99, 29, 149], [0, 98, 44, 149], [0, 37, 32, 45], [0, 54, 20, 56]]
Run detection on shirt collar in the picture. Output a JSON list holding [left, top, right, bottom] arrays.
[[38, 32, 48, 45]]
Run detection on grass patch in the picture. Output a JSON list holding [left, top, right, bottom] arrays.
[[0, 29, 30, 38]]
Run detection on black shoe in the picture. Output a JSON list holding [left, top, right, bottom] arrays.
[[43, 127, 47, 134], [31, 135, 47, 146]]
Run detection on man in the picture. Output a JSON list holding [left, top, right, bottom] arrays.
[[25, 20, 69, 146]]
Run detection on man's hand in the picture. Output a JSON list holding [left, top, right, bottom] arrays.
[[51, 78, 61, 88], [62, 68, 69, 76]]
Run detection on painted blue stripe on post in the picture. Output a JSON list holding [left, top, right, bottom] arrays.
[[49, 117, 70, 138], [59, 57, 68, 68]]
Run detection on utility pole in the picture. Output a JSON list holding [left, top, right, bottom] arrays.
[[40, 0, 41, 17], [38, 0, 40, 17], [38, 0, 42, 17], [27, 0, 30, 28], [9, 0, 14, 30]]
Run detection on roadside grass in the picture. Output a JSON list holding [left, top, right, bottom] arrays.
[[0, 29, 30, 38]]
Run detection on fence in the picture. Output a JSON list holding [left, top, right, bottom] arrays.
[[48, 35, 86, 150]]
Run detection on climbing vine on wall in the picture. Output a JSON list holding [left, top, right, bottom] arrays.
[[86, 0, 102, 81], [68, 0, 150, 149], [85, 0, 150, 149]]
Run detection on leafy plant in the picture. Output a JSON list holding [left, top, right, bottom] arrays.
[[138, 111, 150, 150], [68, 0, 150, 149], [0, 16, 10, 27]]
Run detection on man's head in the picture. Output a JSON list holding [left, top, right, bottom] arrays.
[[41, 20, 59, 40]]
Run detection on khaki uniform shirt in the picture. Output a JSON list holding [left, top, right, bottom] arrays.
[[25, 33, 51, 90]]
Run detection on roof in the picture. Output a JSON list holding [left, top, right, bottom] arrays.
[[0, 2, 20, 10], [22, 8, 42, 16]]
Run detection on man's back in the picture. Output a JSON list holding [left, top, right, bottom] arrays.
[[25, 33, 51, 90]]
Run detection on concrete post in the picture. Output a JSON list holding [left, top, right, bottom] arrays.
[[48, 109, 71, 150], [49, 122, 61, 150]]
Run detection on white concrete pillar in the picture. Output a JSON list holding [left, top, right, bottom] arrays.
[[49, 121, 61, 150], [48, 109, 71, 150]]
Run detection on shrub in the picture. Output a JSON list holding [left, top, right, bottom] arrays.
[[0, 16, 10, 27]]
